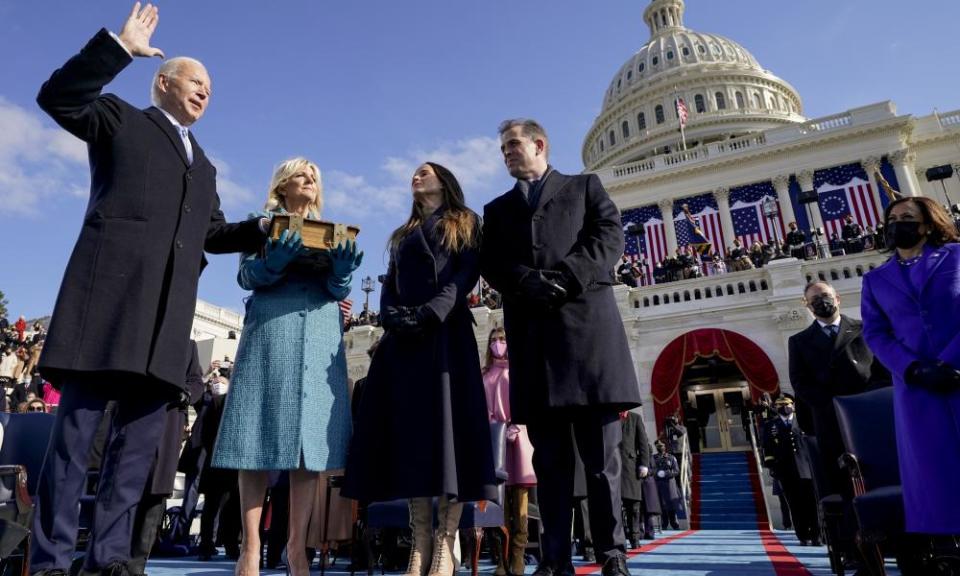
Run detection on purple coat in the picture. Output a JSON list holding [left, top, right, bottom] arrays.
[[860, 243, 960, 534]]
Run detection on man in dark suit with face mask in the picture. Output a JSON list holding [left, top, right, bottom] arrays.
[[788, 281, 890, 495]]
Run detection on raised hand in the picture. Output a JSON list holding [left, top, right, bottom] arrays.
[[330, 238, 364, 277], [118, 2, 165, 58], [264, 229, 306, 274]]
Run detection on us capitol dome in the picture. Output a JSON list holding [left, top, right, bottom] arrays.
[[583, 0, 805, 170]]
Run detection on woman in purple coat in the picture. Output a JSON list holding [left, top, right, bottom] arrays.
[[860, 196, 960, 535]]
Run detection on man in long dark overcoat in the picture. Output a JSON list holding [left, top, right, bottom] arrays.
[[31, 5, 266, 575], [788, 280, 889, 494], [481, 118, 641, 576]]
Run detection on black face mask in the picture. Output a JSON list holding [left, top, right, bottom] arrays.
[[886, 221, 924, 250], [810, 295, 838, 319]]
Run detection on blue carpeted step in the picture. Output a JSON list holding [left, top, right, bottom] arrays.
[[694, 452, 766, 531]]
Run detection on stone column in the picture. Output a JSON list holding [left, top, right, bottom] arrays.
[[798, 170, 829, 258], [659, 198, 679, 256], [713, 186, 736, 250], [890, 149, 921, 197], [861, 156, 888, 217], [772, 174, 797, 226]]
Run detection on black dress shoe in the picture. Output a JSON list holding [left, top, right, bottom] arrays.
[[600, 555, 631, 576], [809, 538, 822, 546], [799, 540, 809, 546], [582, 547, 596, 563], [33, 571, 69, 576]]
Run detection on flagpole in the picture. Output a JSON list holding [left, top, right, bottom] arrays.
[[673, 85, 687, 152], [680, 114, 687, 151]]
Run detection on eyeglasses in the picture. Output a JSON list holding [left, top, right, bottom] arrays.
[[27, 405, 45, 413]]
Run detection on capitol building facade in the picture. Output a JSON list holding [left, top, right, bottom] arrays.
[[198, 0, 960, 458], [341, 0, 960, 451]]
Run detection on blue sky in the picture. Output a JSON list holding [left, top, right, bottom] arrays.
[[3, 0, 959, 319]]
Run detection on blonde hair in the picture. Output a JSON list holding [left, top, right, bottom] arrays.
[[264, 157, 323, 217]]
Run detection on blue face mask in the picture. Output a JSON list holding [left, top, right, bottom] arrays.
[[778, 406, 794, 417]]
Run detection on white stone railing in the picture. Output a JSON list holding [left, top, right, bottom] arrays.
[[596, 103, 913, 185], [799, 251, 888, 287], [609, 132, 768, 178], [663, 147, 709, 166], [713, 132, 767, 155], [194, 299, 244, 329], [613, 158, 657, 178], [627, 252, 887, 314], [798, 112, 852, 134], [628, 267, 770, 311]]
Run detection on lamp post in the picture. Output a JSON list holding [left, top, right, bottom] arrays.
[[762, 196, 785, 259], [361, 275, 374, 314]]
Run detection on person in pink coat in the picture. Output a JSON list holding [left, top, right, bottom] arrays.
[[482, 326, 536, 576]]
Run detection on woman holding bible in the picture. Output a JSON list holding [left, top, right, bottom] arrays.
[[212, 157, 363, 576]]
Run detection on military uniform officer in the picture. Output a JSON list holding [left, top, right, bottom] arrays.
[[761, 397, 821, 546]]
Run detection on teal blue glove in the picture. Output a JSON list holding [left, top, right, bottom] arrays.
[[330, 239, 363, 277], [264, 229, 305, 274]]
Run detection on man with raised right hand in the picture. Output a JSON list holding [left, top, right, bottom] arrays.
[[32, 4, 267, 575]]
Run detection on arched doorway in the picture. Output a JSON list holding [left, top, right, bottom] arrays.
[[651, 329, 780, 451]]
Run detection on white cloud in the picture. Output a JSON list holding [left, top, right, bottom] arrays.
[[208, 156, 257, 210], [325, 136, 503, 219], [0, 96, 260, 217], [0, 97, 88, 214]]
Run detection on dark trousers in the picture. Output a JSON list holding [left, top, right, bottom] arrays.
[[30, 376, 170, 572], [199, 485, 239, 552], [527, 410, 625, 565], [780, 475, 820, 542], [622, 499, 641, 542], [128, 493, 166, 574]]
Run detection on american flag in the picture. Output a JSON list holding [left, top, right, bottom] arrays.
[[729, 181, 785, 247], [339, 298, 352, 328], [622, 205, 667, 285], [673, 193, 724, 256], [676, 97, 689, 128], [814, 163, 881, 239]]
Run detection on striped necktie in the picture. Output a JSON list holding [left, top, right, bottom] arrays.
[[178, 126, 193, 164]]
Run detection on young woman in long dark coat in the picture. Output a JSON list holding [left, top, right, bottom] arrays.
[[343, 162, 497, 576]]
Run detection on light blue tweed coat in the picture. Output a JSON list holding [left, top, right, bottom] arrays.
[[212, 211, 353, 472]]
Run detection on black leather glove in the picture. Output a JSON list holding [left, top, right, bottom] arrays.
[[413, 305, 439, 328], [905, 360, 960, 393], [383, 306, 433, 335], [380, 306, 409, 332], [519, 269, 568, 307]]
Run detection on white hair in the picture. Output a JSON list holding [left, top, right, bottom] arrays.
[[150, 56, 206, 107]]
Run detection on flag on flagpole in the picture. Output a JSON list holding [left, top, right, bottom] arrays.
[[675, 97, 688, 151], [676, 97, 688, 128]]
